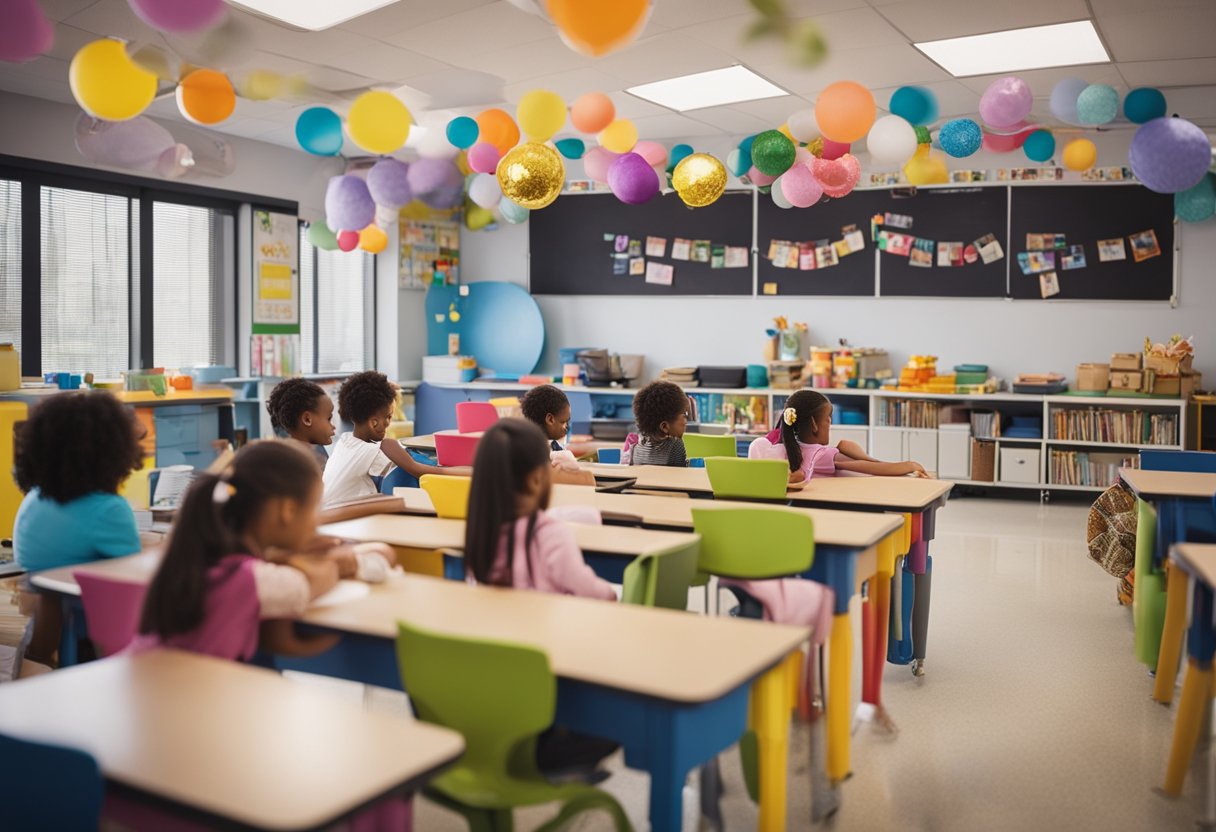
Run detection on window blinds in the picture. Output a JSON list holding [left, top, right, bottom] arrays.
[[152, 201, 222, 370], [300, 227, 371, 374], [0, 180, 19, 351]]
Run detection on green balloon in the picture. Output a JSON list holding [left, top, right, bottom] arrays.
[[750, 129, 795, 176], [307, 219, 339, 251], [1176, 172, 1216, 223]]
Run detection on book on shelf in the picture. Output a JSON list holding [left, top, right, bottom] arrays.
[[877, 399, 939, 429], [1049, 450, 1140, 488], [1049, 407, 1177, 446], [970, 411, 1000, 439]]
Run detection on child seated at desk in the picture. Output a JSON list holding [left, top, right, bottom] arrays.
[[520, 384, 596, 486], [322, 371, 470, 508], [749, 389, 929, 483], [621, 380, 689, 467], [14, 392, 146, 666], [267, 377, 334, 471]]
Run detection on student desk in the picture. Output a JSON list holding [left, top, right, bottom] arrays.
[[0, 649, 463, 831], [289, 572, 809, 832], [401, 434, 618, 456], [1165, 544, 1216, 806]]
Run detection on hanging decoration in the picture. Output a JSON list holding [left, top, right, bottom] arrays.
[[497, 142, 565, 209], [672, 153, 727, 208], [0, 0, 53, 63], [347, 91, 410, 154], [545, 0, 651, 57], [1129, 117, 1211, 194], [70, 39, 158, 121]]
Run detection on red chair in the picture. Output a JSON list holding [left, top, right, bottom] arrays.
[[74, 572, 147, 657], [455, 401, 499, 434], [434, 431, 481, 467]]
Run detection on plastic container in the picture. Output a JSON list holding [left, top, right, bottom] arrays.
[[697, 366, 748, 388], [0, 343, 18, 392]]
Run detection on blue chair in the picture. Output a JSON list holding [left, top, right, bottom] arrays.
[[1140, 450, 1216, 474], [597, 448, 621, 464], [380, 450, 438, 494], [0, 734, 104, 830]]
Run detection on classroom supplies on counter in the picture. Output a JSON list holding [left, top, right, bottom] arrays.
[[661, 367, 699, 388]]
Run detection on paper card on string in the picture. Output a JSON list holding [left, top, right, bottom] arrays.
[[886, 233, 913, 257], [815, 242, 838, 268], [1098, 238, 1126, 262], [614, 235, 629, 253], [1129, 230, 1161, 262], [798, 243, 816, 270], [645, 236, 667, 258], [724, 246, 748, 268], [645, 261, 674, 286], [1039, 271, 1060, 298], [833, 240, 851, 259], [908, 238, 934, 268], [671, 238, 691, 260], [1061, 245, 1087, 270], [711, 245, 726, 269], [884, 212, 913, 229], [692, 240, 711, 262], [628, 239, 642, 257], [937, 242, 963, 267], [612, 254, 628, 275], [629, 257, 645, 275], [841, 225, 865, 254], [784, 245, 799, 269], [974, 233, 1004, 264]]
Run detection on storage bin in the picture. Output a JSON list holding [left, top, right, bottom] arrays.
[[697, 366, 748, 388], [1111, 353, 1142, 371], [1109, 370, 1143, 391], [938, 425, 971, 480], [1076, 363, 1109, 392], [971, 439, 996, 482], [999, 447, 1040, 484]]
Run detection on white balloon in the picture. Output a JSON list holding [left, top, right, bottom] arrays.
[[417, 124, 460, 159], [866, 114, 917, 166], [794, 146, 812, 165], [787, 108, 818, 143], [468, 173, 502, 209], [771, 175, 793, 209]]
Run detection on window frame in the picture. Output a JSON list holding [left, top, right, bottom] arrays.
[[297, 219, 377, 375]]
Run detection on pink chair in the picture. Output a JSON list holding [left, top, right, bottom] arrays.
[[455, 401, 499, 434], [434, 431, 481, 467], [74, 572, 147, 657]]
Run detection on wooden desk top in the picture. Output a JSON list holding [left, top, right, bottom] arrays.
[[403, 434, 619, 454], [396, 485, 902, 550], [1120, 467, 1216, 501], [302, 572, 809, 704], [320, 514, 699, 558], [0, 650, 462, 831], [1173, 544, 1216, 589]]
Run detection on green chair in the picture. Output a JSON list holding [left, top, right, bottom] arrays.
[[704, 457, 789, 501], [620, 538, 701, 611], [396, 621, 632, 832], [683, 433, 738, 460]]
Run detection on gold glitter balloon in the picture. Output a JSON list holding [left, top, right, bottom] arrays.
[[496, 141, 565, 210], [671, 153, 727, 208], [807, 136, 824, 158]]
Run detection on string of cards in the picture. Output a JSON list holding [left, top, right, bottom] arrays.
[[603, 232, 748, 287], [1016, 229, 1160, 298], [767, 223, 867, 271], [873, 210, 1005, 270]]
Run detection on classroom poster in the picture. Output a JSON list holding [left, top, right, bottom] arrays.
[[400, 214, 460, 289], [252, 210, 299, 334]]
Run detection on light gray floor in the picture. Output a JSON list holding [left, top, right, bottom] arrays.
[[309, 497, 1205, 831]]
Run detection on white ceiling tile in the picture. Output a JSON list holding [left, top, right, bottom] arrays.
[[679, 13, 793, 67], [0, 74, 79, 105], [211, 117, 285, 139], [1160, 86, 1216, 120], [324, 43, 450, 84], [608, 91, 673, 120], [44, 23, 100, 62], [874, 0, 1091, 43], [728, 94, 812, 123], [802, 7, 909, 51], [306, 66, 378, 94], [461, 35, 601, 85], [1116, 58, 1216, 88], [233, 17, 378, 64], [40, 0, 105, 22], [630, 113, 724, 139], [684, 106, 775, 134], [385, 2, 554, 62], [761, 43, 949, 96], [1090, 0, 1210, 15], [63, 0, 158, 41], [501, 68, 631, 104], [337, 0, 498, 38], [1097, 5, 1216, 62], [0, 56, 70, 83], [593, 32, 739, 86]]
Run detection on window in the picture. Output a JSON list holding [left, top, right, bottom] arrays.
[[152, 202, 228, 369], [0, 179, 19, 350], [299, 225, 374, 374], [39, 185, 130, 377]]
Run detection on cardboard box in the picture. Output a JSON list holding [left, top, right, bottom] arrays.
[[1145, 353, 1194, 375], [1111, 352, 1142, 371], [1109, 370, 1143, 391], [1076, 363, 1110, 392]]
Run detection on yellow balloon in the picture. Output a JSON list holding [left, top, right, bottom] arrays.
[[456, 151, 472, 176], [1062, 138, 1097, 171], [347, 91, 411, 155], [517, 89, 567, 142], [598, 118, 638, 154], [672, 153, 727, 208], [359, 224, 388, 254], [807, 136, 824, 158], [778, 123, 793, 140], [497, 142, 565, 210], [903, 144, 948, 185], [464, 199, 495, 231], [240, 70, 284, 101], [70, 39, 158, 122]]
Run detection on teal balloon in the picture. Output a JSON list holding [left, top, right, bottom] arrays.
[[938, 118, 981, 157], [728, 146, 752, 177], [1176, 172, 1216, 223], [498, 196, 530, 224], [554, 137, 586, 159], [1022, 129, 1055, 163], [889, 86, 938, 126], [1124, 88, 1166, 125], [751, 129, 795, 176], [1076, 84, 1119, 125], [667, 143, 693, 172], [446, 116, 479, 149], [295, 107, 343, 156], [739, 134, 756, 154], [306, 219, 339, 251]]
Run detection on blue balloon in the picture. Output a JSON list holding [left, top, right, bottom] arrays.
[[938, 118, 981, 158], [1175, 172, 1215, 223], [1076, 84, 1119, 125], [446, 116, 479, 149], [889, 86, 938, 127], [1022, 129, 1056, 163], [1124, 87, 1166, 125], [498, 196, 530, 224], [554, 137, 586, 160], [295, 107, 343, 156], [739, 134, 756, 154], [668, 143, 693, 171]]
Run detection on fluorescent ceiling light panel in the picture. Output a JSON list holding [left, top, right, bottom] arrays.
[[914, 21, 1110, 77], [627, 66, 788, 112], [229, 0, 399, 31]]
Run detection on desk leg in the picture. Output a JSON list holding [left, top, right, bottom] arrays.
[[861, 534, 898, 731], [827, 611, 851, 783], [1155, 562, 1189, 704], [752, 651, 800, 832], [911, 550, 932, 677], [1165, 578, 1216, 796]]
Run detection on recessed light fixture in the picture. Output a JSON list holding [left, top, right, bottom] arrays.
[[228, 0, 399, 31], [626, 65, 788, 112], [914, 20, 1110, 77]]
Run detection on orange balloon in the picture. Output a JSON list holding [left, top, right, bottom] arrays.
[[545, 0, 650, 57], [476, 107, 520, 156], [359, 224, 388, 254], [570, 91, 615, 134], [176, 68, 235, 125], [815, 81, 876, 144]]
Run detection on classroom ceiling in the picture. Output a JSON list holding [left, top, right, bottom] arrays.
[[1, 0, 1214, 152]]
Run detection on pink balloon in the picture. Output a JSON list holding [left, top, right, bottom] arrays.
[[821, 139, 850, 160], [979, 76, 1033, 129], [129, 0, 226, 33], [746, 165, 777, 187], [583, 146, 619, 184], [337, 230, 359, 252], [982, 128, 1034, 153], [467, 142, 501, 174], [0, 0, 53, 62], [814, 154, 860, 195], [632, 140, 668, 168], [780, 163, 823, 208]]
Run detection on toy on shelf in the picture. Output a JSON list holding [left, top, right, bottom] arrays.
[[809, 346, 834, 388], [764, 317, 808, 362], [897, 355, 938, 391]]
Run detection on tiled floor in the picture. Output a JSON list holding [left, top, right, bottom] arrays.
[[316, 497, 1206, 831]]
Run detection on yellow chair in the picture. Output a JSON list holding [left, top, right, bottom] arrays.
[[420, 473, 472, 519]]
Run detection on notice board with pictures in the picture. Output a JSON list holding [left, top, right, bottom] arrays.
[[1007, 185, 1175, 300], [528, 191, 753, 296]]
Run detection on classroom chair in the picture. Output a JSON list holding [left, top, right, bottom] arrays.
[[435, 431, 481, 467], [620, 538, 701, 611], [455, 401, 499, 434], [395, 621, 631, 832], [0, 734, 104, 831], [1141, 450, 1216, 474], [682, 433, 738, 461], [420, 474, 472, 520], [704, 457, 790, 501], [74, 572, 147, 657], [596, 448, 621, 464]]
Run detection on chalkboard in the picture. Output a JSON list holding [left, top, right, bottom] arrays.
[[529, 191, 753, 296], [1008, 185, 1174, 300], [755, 189, 889, 296], [873, 187, 1009, 298]]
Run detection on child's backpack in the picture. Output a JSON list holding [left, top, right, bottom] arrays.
[[1087, 482, 1137, 580]]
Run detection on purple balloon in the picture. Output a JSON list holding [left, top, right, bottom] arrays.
[[1129, 117, 1212, 194], [407, 157, 460, 196], [422, 183, 464, 210], [366, 158, 412, 209], [129, 0, 226, 33], [0, 0, 53, 62], [607, 152, 659, 205], [324, 175, 375, 232], [979, 76, 1033, 129]]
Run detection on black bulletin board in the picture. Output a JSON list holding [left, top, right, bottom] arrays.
[[1008, 185, 1175, 300], [756, 189, 889, 296], [873, 187, 1009, 298], [528, 191, 753, 295]]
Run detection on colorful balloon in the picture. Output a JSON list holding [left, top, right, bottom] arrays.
[[517, 89, 566, 141], [632, 140, 667, 168], [295, 107, 343, 156], [70, 39, 158, 121], [751, 130, 795, 176], [821, 139, 849, 161], [1022, 130, 1055, 163], [0, 0, 52, 63], [607, 152, 659, 205], [129, 0, 225, 32], [325, 175, 375, 233], [445, 116, 479, 149], [672, 153, 727, 208], [1049, 78, 1087, 124], [771, 175, 793, 209], [499, 196, 530, 224], [582, 146, 618, 183], [547, 0, 650, 57], [1175, 173, 1216, 223], [1129, 117, 1212, 194], [979, 76, 1033, 129], [1061, 138, 1097, 172], [598, 118, 638, 153], [367, 158, 412, 209], [903, 145, 948, 185], [938, 118, 982, 158], [307, 220, 339, 252], [554, 138, 586, 159], [816, 81, 876, 144], [866, 115, 917, 166], [668, 143, 694, 172], [347, 91, 410, 154], [407, 157, 461, 196], [497, 142, 565, 210], [746, 166, 777, 187], [467, 173, 502, 209], [467, 142, 501, 174], [786, 109, 818, 142], [822, 157, 860, 198], [780, 163, 823, 208], [888, 86, 937, 127], [982, 128, 1033, 153], [727, 144, 752, 177], [358, 224, 388, 254], [1076, 84, 1119, 126], [1124, 88, 1166, 125], [337, 229, 359, 252], [464, 199, 495, 231], [175, 68, 234, 125], [570, 92, 615, 133], [477, 108, 520, 155]]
